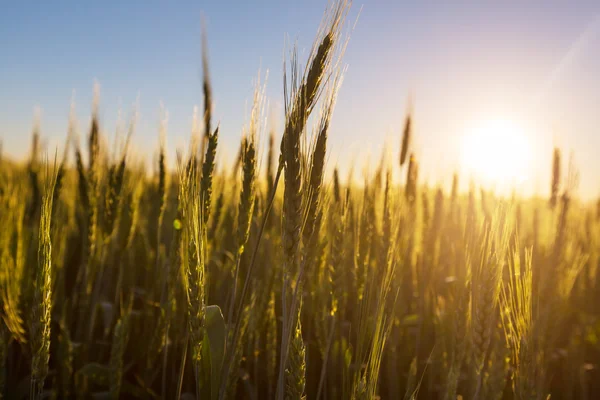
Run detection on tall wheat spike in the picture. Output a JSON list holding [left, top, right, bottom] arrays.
[[277, 3, 350, 396], [550, 147, 561, 209], [228, 135, 256, 323], [405, 153, 419, 204], [202, 22, 213, 145], [30, 161, 57, 400], [220, 81, 262, 399], [471, 209, 510, 399], [399, 111, 411, 167], [178, 147, 206, 396], [201, 126, 219, 225]]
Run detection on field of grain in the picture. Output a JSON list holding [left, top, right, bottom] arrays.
[[2, 1, 600, 399]]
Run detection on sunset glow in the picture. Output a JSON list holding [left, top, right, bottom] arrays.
[[461, 118, 532, 187]]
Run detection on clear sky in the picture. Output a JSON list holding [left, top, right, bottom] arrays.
[[2, 1, 600, 198]]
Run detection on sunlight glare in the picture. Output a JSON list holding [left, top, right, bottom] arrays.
[[461, 118, 532, 187]]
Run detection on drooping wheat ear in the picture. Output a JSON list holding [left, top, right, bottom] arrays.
[[405, 153, 418, 204], [110, 306, 131, 400], [550, 147, 561, 209], [285, 306, 307, 400], [201, 126, 219, 225], [399, 110, 411, 167], [30, 162, 57, 400]]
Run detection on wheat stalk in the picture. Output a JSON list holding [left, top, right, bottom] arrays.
[[30, 160, 57, 400]]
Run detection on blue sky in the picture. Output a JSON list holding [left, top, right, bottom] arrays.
[[2, 1, 600, 197]]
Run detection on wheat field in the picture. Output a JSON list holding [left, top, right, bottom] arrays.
[[2, 1, 600, 399]]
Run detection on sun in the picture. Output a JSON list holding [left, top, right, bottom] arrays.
[[460, 118, 532, 188]]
